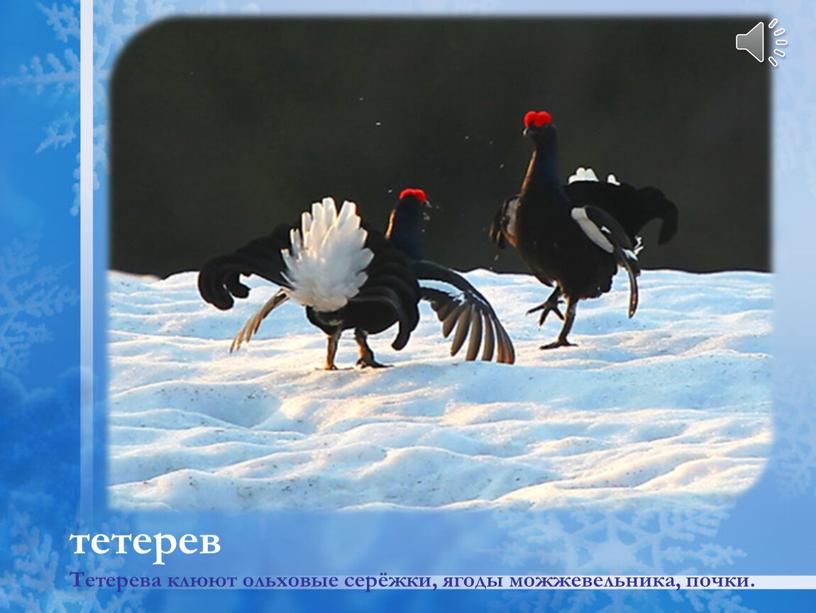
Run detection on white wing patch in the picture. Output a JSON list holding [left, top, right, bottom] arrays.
[[281, 197, 373, 312], [571, 207, 614, 254], [567, 166, 622, 186]]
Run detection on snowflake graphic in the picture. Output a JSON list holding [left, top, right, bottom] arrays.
[[1, 4, 80, 97], [3, 1, 270, 216], [0, 508, 144, 612], [0, 235, 77, 373], [773, 357, 816, 498], [1, 2, 80, 215], [36, 112, 78, 155], [499, 504, 742, 575], [491, 502, 750, 612]]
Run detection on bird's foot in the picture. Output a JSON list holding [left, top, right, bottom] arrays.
[[539, 339, 577, 350], [527, 300, 565, 325], [356, 356, 390, 369], [324, 363, 338, 371]]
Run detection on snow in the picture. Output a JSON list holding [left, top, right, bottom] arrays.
[[107, 268, 771, 512]]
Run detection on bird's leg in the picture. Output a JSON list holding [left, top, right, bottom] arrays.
[[527, 287, 564, 325], [540, 296, 578, 350], [354, 329, 389, 368], [324, 330, 341, 370]]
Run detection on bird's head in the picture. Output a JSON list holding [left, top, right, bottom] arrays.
[[394, 188, 432, 225], [522, 110, 555, 143], [385, 188, 431, 260], [397, 188, 430, 211]]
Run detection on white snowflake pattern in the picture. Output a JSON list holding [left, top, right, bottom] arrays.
[[4, 0, 272, 216], [0, 508, 144, 612], [39, 2, 81, 43], [0, 235, 77, 373], [36, 112, 78, 154], [773, 358, 816, 498], [491, 502, 751, 612], [683, 590, 756, 613], [0, 15, 79, 98], [1, 2, 80, 96], [1, 2, 80, 215], [499, 504, 742, 574]]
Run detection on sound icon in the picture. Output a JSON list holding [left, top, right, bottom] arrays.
[[736, 18, 788, 66]]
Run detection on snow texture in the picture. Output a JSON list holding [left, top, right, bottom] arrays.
[[108, 268, 771, 513]]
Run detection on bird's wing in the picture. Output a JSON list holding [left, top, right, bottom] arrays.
[[410, 260, 515, 364], [565, 175, 678, 245], [488, 195, 521, 249], [348, 284, 415, 351], [198, 224, 292, 311], [571, 205, 641, 318], [350, 237, 422, 351]]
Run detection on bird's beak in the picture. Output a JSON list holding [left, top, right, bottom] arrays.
[[522, 127, 530, 137]]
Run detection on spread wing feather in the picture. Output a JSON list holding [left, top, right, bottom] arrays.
[[465, 308, 483, 361], [481, 313, 495, 362], [411, 260, 515, 364]]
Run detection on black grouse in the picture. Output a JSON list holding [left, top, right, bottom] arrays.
[[489, 110, 678, 349], [198, 192, 513, 369], [385, 188, 515, 364]]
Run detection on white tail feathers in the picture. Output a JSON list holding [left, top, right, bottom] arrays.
[[281, 197, 373, 312], [568, 167, 598, 183], [568, 167, 622, 186]]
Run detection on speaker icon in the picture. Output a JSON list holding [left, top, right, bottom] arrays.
[[736, 22, 764, 62], [736, 19, 788, 66]]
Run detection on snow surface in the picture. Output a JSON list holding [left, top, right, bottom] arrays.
[[108, 269, 771, 512]]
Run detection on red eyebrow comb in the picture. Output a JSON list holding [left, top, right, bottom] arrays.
[[399, 188, 428, 202], [523, 111, 553, 128]]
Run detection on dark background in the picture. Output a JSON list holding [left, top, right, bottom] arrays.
[[111, 18, 769, 277]]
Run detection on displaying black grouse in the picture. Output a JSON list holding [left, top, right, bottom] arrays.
[[199, 191, 513, 369], [490, 110, 679, 349], [386, 188, 515, 364]]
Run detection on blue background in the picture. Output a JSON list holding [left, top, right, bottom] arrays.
[[1, 1, 815, 611]]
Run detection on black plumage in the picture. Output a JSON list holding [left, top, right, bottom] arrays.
[[199, 199, 420, 370], [386, 189, 515, 364], [563, 180, 678, 246], [199, 191, 515, 368], [489, 110, 679, 349]]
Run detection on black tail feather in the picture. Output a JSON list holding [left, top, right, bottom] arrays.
[[564, 181, 679, 246]]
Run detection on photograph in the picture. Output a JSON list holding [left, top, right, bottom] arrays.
[[107, 18, 770, 514]]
